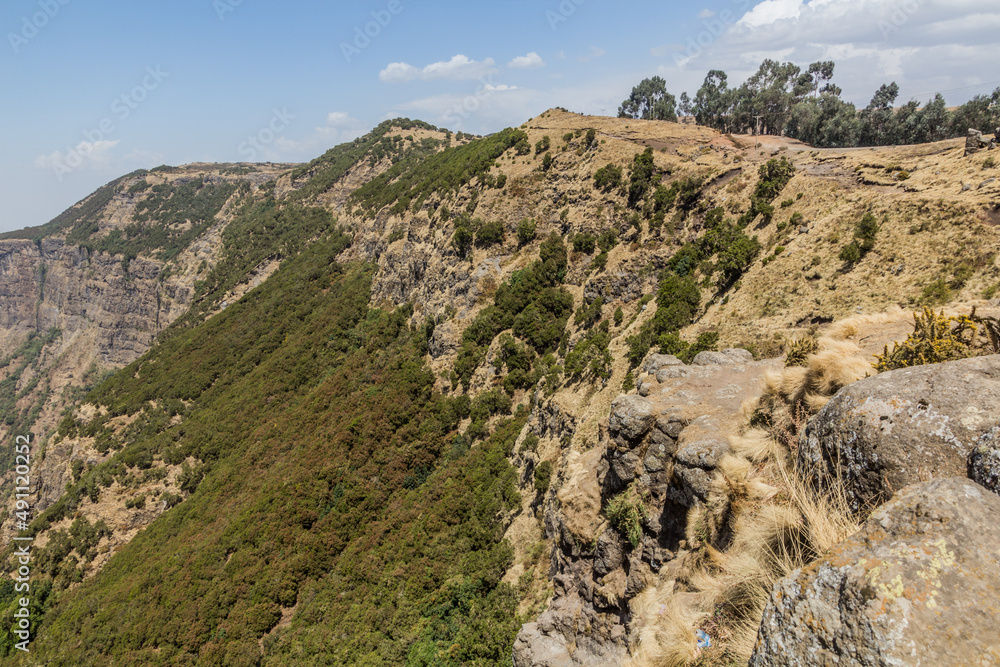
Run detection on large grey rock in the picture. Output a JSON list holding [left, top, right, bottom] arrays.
[[691, 348, 753, 365], [750, 477, 1000, 667], [798, 355, 1000, 511], [643, 353, 683, 374], [970, 426, 1000, 494], [593, 530, 625, 577], [966, 128, 988, 156], [609, 395, 655, 441]]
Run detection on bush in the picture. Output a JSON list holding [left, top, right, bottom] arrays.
[[627, 148, 656, 208], [535, 135, 551, 154], [876, 307, 1000, 371], [452, 217, 474, 258], [534, 460, 553, 494], [572, 232, 597, 254], [541, 153, 553, 171], [593, 163, 623, 191], [475, 220, 505, 248], [613, 307, 624, 326], [516, 218, 536, 246], [606, 485, 647, 547]]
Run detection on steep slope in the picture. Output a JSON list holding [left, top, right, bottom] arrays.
[[1, 109, 999, 665]]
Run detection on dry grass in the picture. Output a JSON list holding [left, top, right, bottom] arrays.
[[627, 314, 873, 666]]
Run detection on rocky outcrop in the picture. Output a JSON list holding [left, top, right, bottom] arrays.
[[970, 426, 1000, 494], [514, 351, 781, 666], [750, 477, 1000, 666], [965, 128, 993, 156], [798, 355, 1000, 511]]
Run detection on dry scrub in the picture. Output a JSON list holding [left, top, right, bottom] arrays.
[[626, 323, 876, 665]]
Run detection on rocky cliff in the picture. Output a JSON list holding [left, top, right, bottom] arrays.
[[3, 112, 1000, 664]]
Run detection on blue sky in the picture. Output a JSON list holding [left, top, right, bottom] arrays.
[[1, 0, 998, 233]]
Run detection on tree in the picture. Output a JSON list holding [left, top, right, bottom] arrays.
[[678, 92, 693, 118], [693, 70, 732, 131], [730, 59, 801, 135], [618, 76, 678, 121], [859, 82, 900, 146], [950, 88, 1000, 135]]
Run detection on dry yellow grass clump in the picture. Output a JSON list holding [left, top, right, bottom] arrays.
[[625, 319, 881, 666]]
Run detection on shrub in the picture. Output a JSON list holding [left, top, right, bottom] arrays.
[[627, 148, 656, 208], [475, 220, 505, 248], [516, 218, 536, 246], [585, 128, 597, 147], [593, 164, 623, 191], [452, 217, 474, 258], [542, 153, 554, 171], [876, 307, 1000, 371], [572, 233, 597, 254], [613, 307, 624, 326], [606, 485, 647, 547], [919, 277, 952, 305], [534, 460, 553, 494], [984, 157, 996, 169], [535, 135, 551, 154]]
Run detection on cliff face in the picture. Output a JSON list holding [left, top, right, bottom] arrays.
[[0, 238, 185, 364], [4, 113, 1000, 664]]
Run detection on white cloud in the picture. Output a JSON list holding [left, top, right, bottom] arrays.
[[270, 112, 365, 160], [655, 0, 1000, 107], [35, 140, 120, 172], [698, 9, 717, 19], [508, 52, 545, 69], [736, 0, 803, 28], [577, 46, 606, 62], [379, 55, 497, 83]]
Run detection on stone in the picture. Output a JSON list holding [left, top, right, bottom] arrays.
[[655, 366, 692, 382], [969, 426, 1000, 494], [965, 128, 988, 156], [593, 530, 625, 577], [608, 395, 655, 441], [669, 466, 713, 505], [980, 177, 996, 189], [691, 351, 732, 365], [675, 436, 730, 469], [643, 353, 683, 374], [691, 348, 753, 365], [655, 415, 687, 439], [798, 355, 1000, 511], [750, 477, 1000, 667]]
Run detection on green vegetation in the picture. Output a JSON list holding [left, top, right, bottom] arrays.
[[618, 76, 677, 121], [838, 212, 879, 265], [742, 158, 795, 226], [627, 148, 657, 208], [606, 484, 648, 547], [876, 307, 1000, 372], [593, 163, 623, 191], [455, 234, 572, 388], [685, 59, 999, 147], [534, 460, 553, 494], [5, 227, 527, 664], [516, 218, 536, 246], [290, 118, 442, 201], [0, 328, 61, 474], [349, 127, 528, 217]]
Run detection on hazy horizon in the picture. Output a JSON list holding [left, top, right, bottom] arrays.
[[2, 0, 998, 234]]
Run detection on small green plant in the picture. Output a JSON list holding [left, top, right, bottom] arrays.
[[613, 306, 624, 326], [606, 484, 647, 547], [784, 337, 818, 367], [984, 157, 996, 169], [919, 277, 952, 305], [516, 218, 536, 246], [534, 460, 553, 494], [876, 307, 1000, 371]]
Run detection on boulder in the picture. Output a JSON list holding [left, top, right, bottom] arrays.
[[691, 348, 753, 365], [608, 395, 655, 441], [970, 426, 1000, 494], [798, 355, 1000, 510], [750, 477, 1000, 667], [966, 128, 988, 156], [643, 353, 683, 374]]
